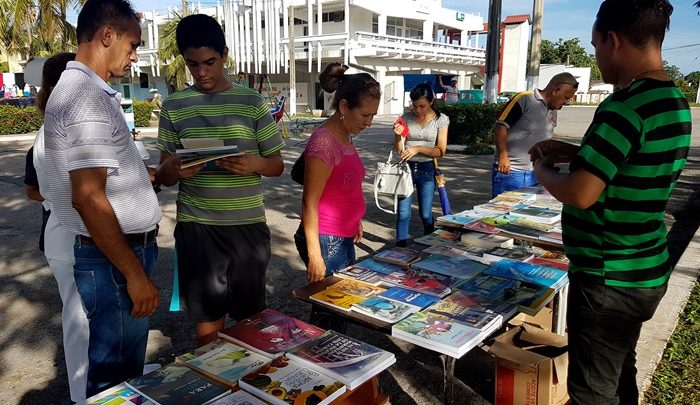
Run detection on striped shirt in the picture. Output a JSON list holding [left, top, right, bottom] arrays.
[[563, 78, 692, 288], [44, 61, 162, 236], [495, 89, 556, 171], [157, 84, 285, 225]]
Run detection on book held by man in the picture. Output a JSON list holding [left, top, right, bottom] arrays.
[[286, 330, 396, 390], [238, 355, 346, 405], [218, 309, 325, 357], [176, 144, 243, 169]]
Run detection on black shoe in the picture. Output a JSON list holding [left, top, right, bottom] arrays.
[[396, 239, 408, 248], [423, 223, 435, 235]]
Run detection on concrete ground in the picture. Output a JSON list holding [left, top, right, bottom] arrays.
[[0, 106, 698, 404]]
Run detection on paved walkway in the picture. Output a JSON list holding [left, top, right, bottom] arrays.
[[0, 107, 697, 404]]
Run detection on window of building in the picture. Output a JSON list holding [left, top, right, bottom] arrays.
[[313, 10, 345, 23], [372, 15, 378, 33], [386, 16, 422, 39]]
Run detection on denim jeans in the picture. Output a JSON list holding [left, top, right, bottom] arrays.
[[294, 225, 356, 276], [567, 277, 667, 405], [396, 160, 436, 241], [73, 238, 158, 397], [491, 163, 538, 197]]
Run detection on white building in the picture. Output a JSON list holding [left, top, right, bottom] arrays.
[[221, 0, 486, 115]]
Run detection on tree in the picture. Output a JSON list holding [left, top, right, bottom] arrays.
[[157, 14, 187, 92], [539, 37, 601, 81]]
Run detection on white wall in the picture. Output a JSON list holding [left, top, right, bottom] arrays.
[[500, 22, 529, 93], [539, 64, 591, 94]]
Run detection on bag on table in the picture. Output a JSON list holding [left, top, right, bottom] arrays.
[[374, 149, 414, 214]]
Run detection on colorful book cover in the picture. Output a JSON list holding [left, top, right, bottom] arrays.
[[351, 295, 421, 323], [509, 206, 561, 223], [208, 390, 267, 405], [410, 254, 489, 280], [414, 229, 463, 247], [380, 269, 453, 297], [373, 247, 422, 267], [496, 222, 546, 239], [392, 312, 483, 357], [286, 331, 396, 390], [482, 247, 535, 263], [511, 217, 556, 232], [126, 363, 230, 405], [484, 259, 568, 290], [457, 273, 552, 316], [379, 286, 440, 309], [423, 291, 502, 330], [329, 279, 386, 298], [352, 258, 403, 275], [334, 266, 383, 285], [87, 382, 153, 405], [309, 287, 366, 312], [526, 257, 569, 271], [460, 231, 514, 248], [176, 340, 270, 387], [218, 309, 325, 356], [239, 356, 346, 405], [436, 210, 481, 227]]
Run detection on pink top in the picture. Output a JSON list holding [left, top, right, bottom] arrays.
[[305, 128, 366, 238]]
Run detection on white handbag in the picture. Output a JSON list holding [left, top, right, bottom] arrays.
[[374, 150, 414, 214]]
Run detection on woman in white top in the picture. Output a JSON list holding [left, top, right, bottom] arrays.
[[26, 52, 89, 404]]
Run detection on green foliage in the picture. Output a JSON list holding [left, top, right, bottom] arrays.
[[0, 61, 8, 73], [133, 100, 155, 128], [0, 105, 43, 135], [435, 103, 501, 155], [539, 38, 601, 81], [646, 282, 700, 405]]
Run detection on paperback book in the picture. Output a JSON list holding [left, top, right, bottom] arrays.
[[353, 258, 403, 275], [435, 210, 481, 228], [422, 291, 503, 332], [286, 330, 396, 390], [87, 382, 152, 405], [176, 339, 270, 387], [378, 286, 440, 309], [392, 311, 484, 358], [218, 309, 325, 357], [414, 229, 463, 247], [460, 231, 514, 249], [328, 278, 386, 298], [380, 269, 453, 297], [484, 259, 568, 291], [496, 222, 546, 239], [126, 363, 231, 405], [239, 356, 346, 405], [509, 206, 562, 224], [350, 295, 421, 323], [334, 266, 384, 285], [208, 390, 267, 405], [373, 247, 422, 267], [410, 253, 489, 280], [463, 220, 501, 235], [457, 273, 554, 317], [482, 247, 535, 264], [176, 145, 243, 169], [308, 287, 367, 312]]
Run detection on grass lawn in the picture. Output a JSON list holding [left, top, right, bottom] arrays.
[[645, 281, 700, 404]]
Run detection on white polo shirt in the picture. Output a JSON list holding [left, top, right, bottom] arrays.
[[44, 61, 162, 236]]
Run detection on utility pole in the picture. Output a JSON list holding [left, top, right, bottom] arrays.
[[289, 5, 297, 115], [526, 0, 544, 90], [484, 0, 502, 103], [182, 0, 188, 16]]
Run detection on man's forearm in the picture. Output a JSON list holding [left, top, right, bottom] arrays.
[[494, 126, 509, 158], [255, 155, 284, 177]]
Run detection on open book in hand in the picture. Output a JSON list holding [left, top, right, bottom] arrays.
[[176, 145, 244, 169]]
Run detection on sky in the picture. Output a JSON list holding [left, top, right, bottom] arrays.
[[73, 0, 700, 75]]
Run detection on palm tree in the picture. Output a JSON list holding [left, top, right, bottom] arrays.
[[157, 14, 187, 92]]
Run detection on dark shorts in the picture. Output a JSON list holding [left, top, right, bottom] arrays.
[[174, 222, 271, 323]]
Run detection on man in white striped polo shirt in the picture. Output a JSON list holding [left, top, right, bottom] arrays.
[[43, 0, 162, 397]]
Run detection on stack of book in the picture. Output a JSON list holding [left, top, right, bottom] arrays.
[[372, 247, 422, 267], [309, 279, 386, 312], [175, 145, 243, 169], [460, 231, 514, 249]]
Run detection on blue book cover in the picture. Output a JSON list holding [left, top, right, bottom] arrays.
[[484, 259, 567, 289], [392, 312, 482, 357], [379, 286, 440, 309], [411, 254, 489, 279], [126, 363, 230, 405], [353, 258, 403, 275], [457, 273, 553, 316]]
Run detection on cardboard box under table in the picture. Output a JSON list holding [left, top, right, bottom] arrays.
[[489, 324, 569, 405]]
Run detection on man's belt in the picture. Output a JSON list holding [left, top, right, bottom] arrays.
[[77, 228, 158, 246]]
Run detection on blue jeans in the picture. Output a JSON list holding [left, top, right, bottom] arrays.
[[294, 225, 355, 276], [491, 163, 538, 197], [396, 160, 435, 242], [73, 238, 158, 397]]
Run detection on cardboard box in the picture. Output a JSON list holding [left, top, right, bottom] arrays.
[[489, 324, 569, 405], [508, 307, 554, 331]]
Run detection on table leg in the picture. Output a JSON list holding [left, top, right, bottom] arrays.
[[552, 284, 569, 335], [441, 354, 456, 404]]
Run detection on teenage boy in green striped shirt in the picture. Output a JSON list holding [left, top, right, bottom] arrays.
[[155, 14, 285, 346], [530, 1, 691, 403]]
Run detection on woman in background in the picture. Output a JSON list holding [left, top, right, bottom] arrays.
[[294, 62, 380, 282], [393, 83, 449, 247]]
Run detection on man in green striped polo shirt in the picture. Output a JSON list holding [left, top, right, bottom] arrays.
[[155, 14, 285, 346], [530, 1, 691, 403]]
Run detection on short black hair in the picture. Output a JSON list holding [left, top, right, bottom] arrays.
[[77, 0, 139, 44], [410, 83, 435, 103], [177, 14, 226, 56], [595, 0, 673, 48]]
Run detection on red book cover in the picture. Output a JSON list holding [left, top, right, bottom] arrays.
[[219, 309, 324, 356]]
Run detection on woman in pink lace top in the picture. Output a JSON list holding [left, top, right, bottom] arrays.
[[294, 63, 381, 282]]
